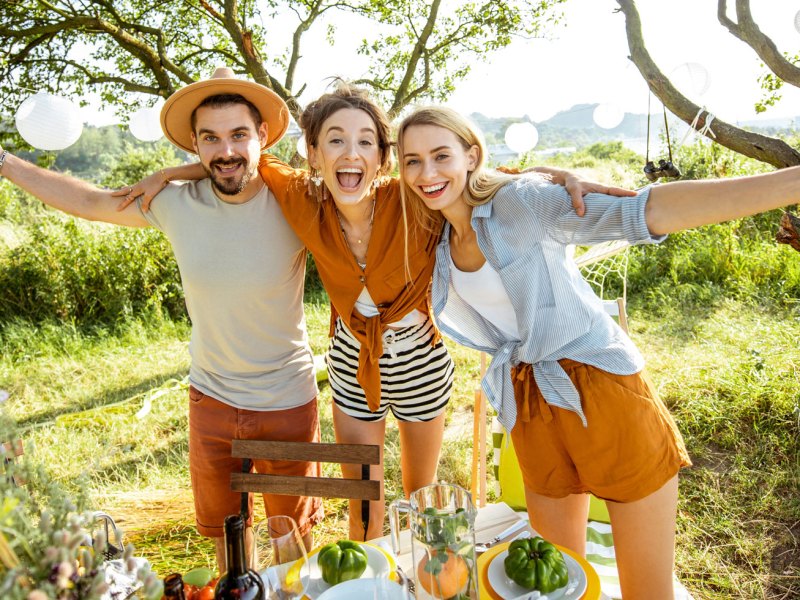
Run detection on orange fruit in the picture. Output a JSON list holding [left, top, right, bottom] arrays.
[[416, 549, 469, 599]]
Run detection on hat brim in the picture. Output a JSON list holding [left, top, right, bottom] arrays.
[[160, 78, 290, 153]]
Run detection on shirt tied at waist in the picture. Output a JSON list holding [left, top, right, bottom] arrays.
[[353, 313, 384, 413], [482, 345, 589, 433]]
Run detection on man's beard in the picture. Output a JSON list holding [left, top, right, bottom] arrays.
[[204, 157, 254, 196]]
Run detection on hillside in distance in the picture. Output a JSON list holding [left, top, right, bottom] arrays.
[[472, 103, 799, 159]]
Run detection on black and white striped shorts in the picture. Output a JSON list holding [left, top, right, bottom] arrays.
[[326, 318, 454, 422]]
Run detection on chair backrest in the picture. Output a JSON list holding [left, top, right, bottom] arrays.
[[230, 440, 381, 501]]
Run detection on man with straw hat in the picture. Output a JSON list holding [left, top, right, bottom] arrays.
[[0, 68, 322, 570]]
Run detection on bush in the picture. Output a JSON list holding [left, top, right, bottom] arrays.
[[0, 215, 185, 324]]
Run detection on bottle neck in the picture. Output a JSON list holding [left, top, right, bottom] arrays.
[[224, 517, 248, 577]]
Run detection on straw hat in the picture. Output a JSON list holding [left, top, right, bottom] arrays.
[[160, 67, 290, 153]]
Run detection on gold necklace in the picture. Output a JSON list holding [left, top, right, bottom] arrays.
[[336, 198, 376, 245]]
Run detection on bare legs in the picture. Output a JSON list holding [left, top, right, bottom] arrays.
[[606, 475, 679, 600], [332, 404, 446, 540], [524, 489, 589, 555], [333, 405, 387, 540], [397, 412, 446, 498], [525, 475, 679, 600]]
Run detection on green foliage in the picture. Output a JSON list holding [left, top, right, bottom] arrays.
[[755, 53, 799, 114], [0, 213, 184, 325], [100, 143, 184, 190], [0, 0, 566, 127], [356, 0, 566, 114], [0, 413, 161, 599]]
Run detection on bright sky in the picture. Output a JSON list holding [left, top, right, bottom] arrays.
[[79, 0, 800, 127]]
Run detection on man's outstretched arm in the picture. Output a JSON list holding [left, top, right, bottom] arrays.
[[0, 147, 149, 228]]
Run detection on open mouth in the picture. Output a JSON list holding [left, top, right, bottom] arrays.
[[336, 167, 364, 190], [420, 182, 448, 198], [212, 159, 245, 176]]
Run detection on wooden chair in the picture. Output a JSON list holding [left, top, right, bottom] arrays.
[[230, 440, 381, 538]]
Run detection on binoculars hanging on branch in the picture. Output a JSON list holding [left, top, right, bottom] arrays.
[[643, 159, 681, 181]]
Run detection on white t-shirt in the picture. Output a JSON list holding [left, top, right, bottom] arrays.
[[449, 256, 520, 340], [139, 179, 317, 410]]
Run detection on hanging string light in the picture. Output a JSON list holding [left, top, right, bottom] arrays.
[[15, 92, 83, 150], [295, 134, 308, 158], [128, 100, 164, 142], [592, 103, 625, 129], [504, 122, 539, 154]]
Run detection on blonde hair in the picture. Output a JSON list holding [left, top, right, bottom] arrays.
[[396, 106, 518, 234]]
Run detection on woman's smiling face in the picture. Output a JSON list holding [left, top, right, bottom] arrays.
[[401, 124, 478, 213], [309, 107, 381, 207]]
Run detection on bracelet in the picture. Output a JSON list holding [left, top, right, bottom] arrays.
[[0, 150, 7, 177]]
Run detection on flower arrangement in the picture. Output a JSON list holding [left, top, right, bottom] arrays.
[[0, 413, 162, 599]]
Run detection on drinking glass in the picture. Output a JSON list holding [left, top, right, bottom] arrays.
[[253, 515, 309, 599]]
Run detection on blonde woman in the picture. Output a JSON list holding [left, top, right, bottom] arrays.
[[396, 105, 800, 599]]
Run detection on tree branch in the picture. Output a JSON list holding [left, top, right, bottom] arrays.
[[616, 0, 800, 168], [389, 0, 441, 115], [717, 0, 800, 86]]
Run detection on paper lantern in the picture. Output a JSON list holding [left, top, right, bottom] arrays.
[[129, 103, 164, 142], [670, 62, 711, 97], [504, 122, 538, 154], [295, 134, 307, 158], [593, 103, 625, 129], [795, 9, 800, 34], [15, 93, 83, 150]]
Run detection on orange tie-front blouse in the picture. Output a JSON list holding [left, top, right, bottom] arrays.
[[258, 154, 441, 412]]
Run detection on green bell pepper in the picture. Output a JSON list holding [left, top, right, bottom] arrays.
[[503, 536, 569, 593], [317, 540, 368, 585]]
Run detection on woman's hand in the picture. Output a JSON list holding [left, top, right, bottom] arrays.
[[526, 166, 637, 217], [111, 169, 168, 212]]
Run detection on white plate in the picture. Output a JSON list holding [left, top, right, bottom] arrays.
[[316, 578, 407, 600], [294, 542, 394, 599], [487, 549, 587, 599]]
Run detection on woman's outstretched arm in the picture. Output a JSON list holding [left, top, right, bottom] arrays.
[[113, 162, 207, 211], [645, 166, 800, 235]]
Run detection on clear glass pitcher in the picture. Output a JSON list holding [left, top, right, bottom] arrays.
[[388, 483, 478, 599]]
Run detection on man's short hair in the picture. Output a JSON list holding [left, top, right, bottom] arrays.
[[190, 94, 263, 133]]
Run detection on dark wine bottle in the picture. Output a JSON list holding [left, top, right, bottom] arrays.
[[163, 573, 188, 600], [215, 514, 266, 600]]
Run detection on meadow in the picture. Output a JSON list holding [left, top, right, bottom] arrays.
[[0, 140, 798, 599]]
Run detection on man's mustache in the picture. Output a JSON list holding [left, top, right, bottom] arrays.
[[210, 157, 246, 170]]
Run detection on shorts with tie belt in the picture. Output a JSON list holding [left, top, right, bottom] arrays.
[[509, 359, 692, 503]]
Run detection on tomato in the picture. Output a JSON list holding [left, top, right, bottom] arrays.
[[195, 585, 215, 600], [183, 583, 198, 600]]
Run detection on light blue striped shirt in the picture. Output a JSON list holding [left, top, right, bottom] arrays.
[[432, 178, 665, 432]]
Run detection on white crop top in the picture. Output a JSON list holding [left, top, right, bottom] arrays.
[[354, 286, 426, 328]]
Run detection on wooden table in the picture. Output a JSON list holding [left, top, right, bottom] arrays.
[[371, 502, 601, 600]]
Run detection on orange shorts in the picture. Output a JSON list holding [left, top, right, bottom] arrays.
[[188, 386, 324, 537], [509, 360, 691, 503]]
